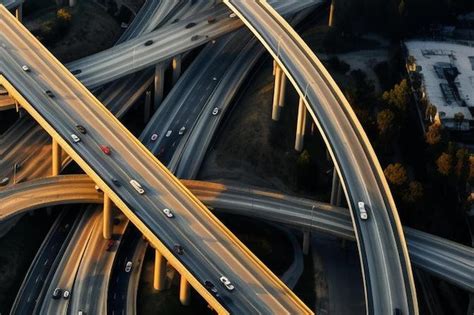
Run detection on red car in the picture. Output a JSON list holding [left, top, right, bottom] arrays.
[[100, 145, 111, 155]]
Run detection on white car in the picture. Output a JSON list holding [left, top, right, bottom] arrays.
[[165, 130, 172, 137], [125, 261, 133, 272], [63, 290, 70, 299], [178, 127, 186, 135], [162, 208, 174, 218], [219, 276, 234, 291], [229, 13, 237, 18], [358, 201, 368, 220], [71, 134, 81, 143], [21, 65, 30, 72], [212, 107, 219, 116], [0, 177, 9, 186], [130, 179, 145, 195], [151, 133, 158, 141]]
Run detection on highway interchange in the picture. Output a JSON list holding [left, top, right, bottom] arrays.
[[0, 0, 473, 314]]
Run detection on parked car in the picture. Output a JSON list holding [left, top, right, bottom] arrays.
[[130, 179, 145, 194], [21, 65, 30, 72], [71, 134, 81, 143], [162, 208, 174, 218], [100, 145, 111, 155], [125, 261, 133, 272], [219, 276, 235, 291], [358, 201, 368, 220], [63, 290, 70, 299], [212, 107, 219, 116], [52, 288, 62, 299], [76, 125, 86, 134], [45, 90, 55, 98], [144, 40, 154, 46], [178, 126, 186, 135]]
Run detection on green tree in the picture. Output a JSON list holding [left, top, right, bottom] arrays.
[[402, 181, 423, 203], [57, 8, 72, 22], [454, 148, 469, 178], [425, 104, 437, 123], [382, 79, 411, 112], [377, 109, 395, 135], [454, 112, 465, 129], [425, 122, 442, 145], [436, 152, 453, 176], [384, 163, 408, 186]]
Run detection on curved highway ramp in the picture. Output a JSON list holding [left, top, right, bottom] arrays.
[[0, 6, 311, 314]]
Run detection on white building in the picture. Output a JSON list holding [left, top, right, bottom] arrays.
[[405, 40, 474, 131]]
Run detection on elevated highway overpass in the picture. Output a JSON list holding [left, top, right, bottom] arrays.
[[0, 175, 472, 293], [0, 6, 311, 313], [224, 1, 418, 313]]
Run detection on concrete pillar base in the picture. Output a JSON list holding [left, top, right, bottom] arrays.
[[153, 250, 167, 291], [52, 138, 61, 176], [172, 55, 182, 85], [179, 276, 191, 305], [272, 65, 282, 121], [295, 97, 306, 152], [144, 90, 151, 123], [154, 65, 164, 110], [15, 5, 22, 22], [278, 72, 287, 108], [103, 195, 112, 240]]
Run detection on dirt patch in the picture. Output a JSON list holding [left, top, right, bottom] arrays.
[[24, 1, 122, 63]]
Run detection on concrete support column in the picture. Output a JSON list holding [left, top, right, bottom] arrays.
[[179, 276, 191, 305], [302, 230, 310, 255], [103, 194, 112, 240], [336, 179, 343, 207], [154, 65, 164, 110], [172, 55, 182, 85], [52, 138, 62, 176], [272, 65, 282, 121], [69, 0, 77, 7], [154, 250, 167, 291], [330, 169, 339, 205], [144, 90, 151, 123], [278, 72, 287, 108], [15, 4, 22, 22], [328, 1, 335, 27], [295, 97, 306, 152]]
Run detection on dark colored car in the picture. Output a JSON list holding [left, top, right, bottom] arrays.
[[185, 22, 196, 29], [204, 281, 219, 297], [111, 177, 121, 187], [207, 17, 216, 24], [52, 288, 62, 299], [191, 35, 199, 41], [71, 69, 82, 75], [76, 125, 86, 134], [144, 40, 154, 46], [45, 90, 55, 98], [174, 244, 184, 255]]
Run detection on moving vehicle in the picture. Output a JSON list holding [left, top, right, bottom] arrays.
[[130, 179, 145, 194], [150, 133, 158, 141], [162, 208, 174, 218], [21, 65, 30, 72], [125, 261, 132, 272], [52, 288, 62, 299], [100, 145, 111, 155], [212, 107, 219, 116], [76, 125, 86, 134], [207, 17, 216, 23], [185, 22, 196, 29], [0, 177, 9, 186], [144, 40, 154, 46], [174, 244, 184, 255], [229, 13, 237, 18], [178, 126, 186, 135], [204, 280, 219, 296], [219, 276, 234, 291], [165, 130, 172, 137], [191, 35, 199, 41], [71, 134, 80, 143], [63, 290, 70, 299], [358, 201, 368, 220], [45, 90, 55, 98], [111, 177, 121, 187], [71, 69, 82, 75]]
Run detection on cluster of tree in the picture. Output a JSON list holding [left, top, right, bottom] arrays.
[[384, 163, 424, 204], [34, 8, 73, 45]]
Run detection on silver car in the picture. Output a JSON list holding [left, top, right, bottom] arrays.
[[358, 201, 368, 220], [130, 180, 145, 195], [71, 134, 81, 143], [219, 276, 234, 291]]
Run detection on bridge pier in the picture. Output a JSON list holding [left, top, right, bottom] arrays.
[[154, 249, 167, 291], [328, 1, 335, 27], [172, 55, 182, 85], [302, 230, 310, 255], [15, 4, 22, 22], [278, 72, 287, 108], [295, 97, 306, 152], [69, 0, 77, 7], [52, 138, 62, 176], [272, 65, 282, 121], [144, 90, 151, 123], [103, 194, 113, 239], [154, 65, 165, 110], [179, 276, 191, 305], [330, 169, 343, 206]]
